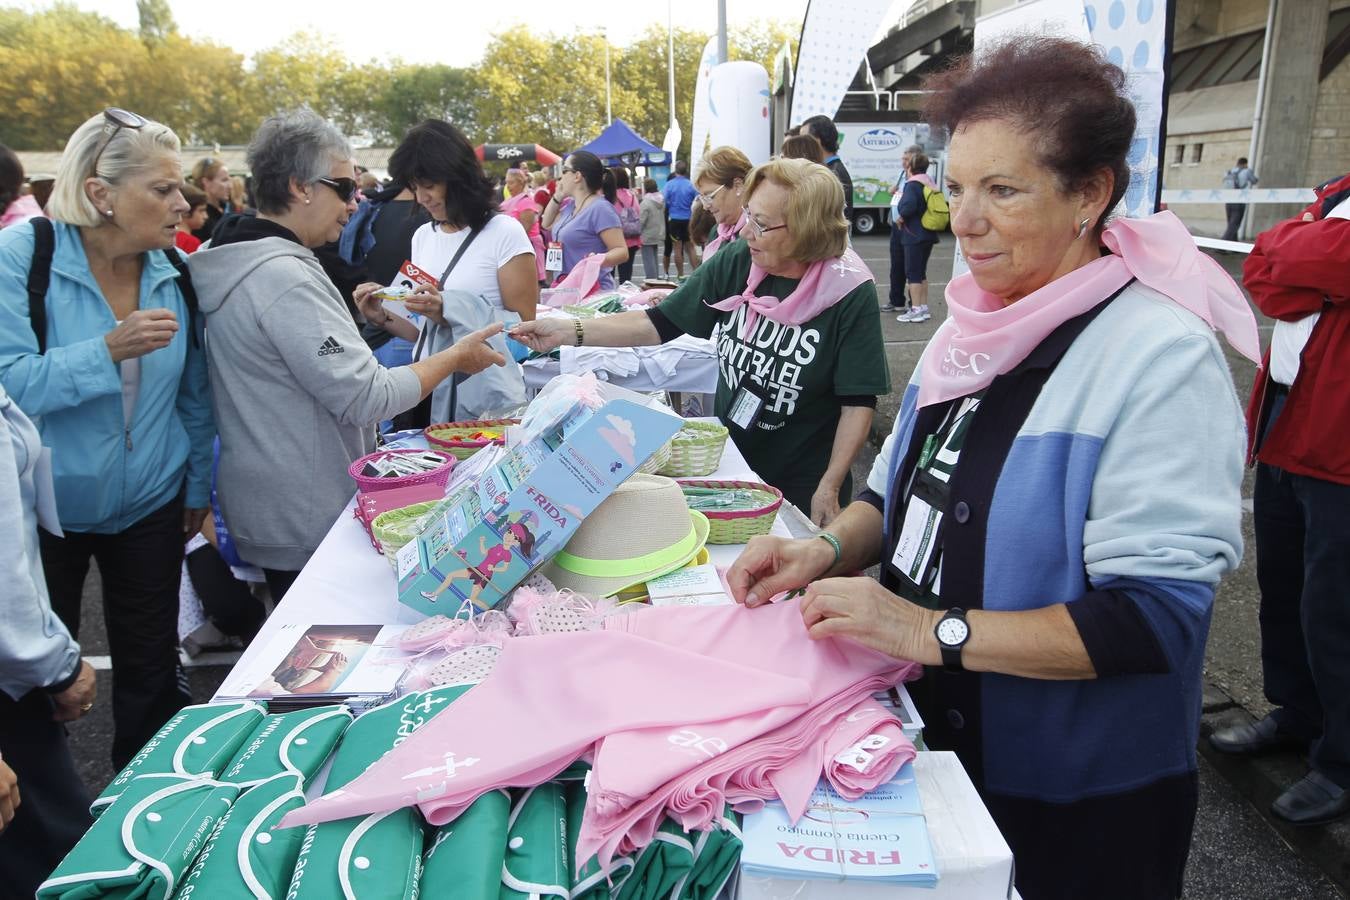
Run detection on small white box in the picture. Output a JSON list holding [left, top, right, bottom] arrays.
[[737, 752, 1015, 900]]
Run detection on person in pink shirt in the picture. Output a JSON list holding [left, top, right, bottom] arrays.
[[0, 145, 43, 230], [501, 168, 546, 284]]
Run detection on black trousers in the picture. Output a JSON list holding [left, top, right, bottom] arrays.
[[1222, 203, 1246, 241], [617, 246, 637, 285], [0, 690, 92, 898], [1255, 455, 1350, 789], [39, 496, 191, 771], [888, 225, 907, 306], [262, 567, 301, 604]]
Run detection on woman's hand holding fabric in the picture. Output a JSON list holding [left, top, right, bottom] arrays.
[[404, 284, 446, 326], [727, 535, 836, 608], [508, 317, 574, 352], [104, 308, 178, 363], [799, 578, 938, 664]]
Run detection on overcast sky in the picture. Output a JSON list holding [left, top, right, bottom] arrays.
[[50, 0, 885, 66]]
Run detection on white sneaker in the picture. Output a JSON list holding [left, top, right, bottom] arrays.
[[902, 306, 931, 323], [895, 308, 917, 322]]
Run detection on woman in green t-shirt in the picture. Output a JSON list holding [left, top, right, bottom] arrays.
[[512, 158, 890, 525]]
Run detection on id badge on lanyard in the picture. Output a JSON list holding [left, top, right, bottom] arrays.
[[545, 241, 563, 274], [890, 464, 951, 597], [727, 377, 770, 431]]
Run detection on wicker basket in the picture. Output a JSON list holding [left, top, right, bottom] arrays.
[[637, 438, 674, 475], [658, 420, 729, 477], [348, 449, 456, 493], [371, 501, 441, 566], [424, 419, 518, 460], [678, 479, 783, 544]]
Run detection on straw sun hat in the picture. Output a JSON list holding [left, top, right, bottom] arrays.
[[543, 474, 709, 598]]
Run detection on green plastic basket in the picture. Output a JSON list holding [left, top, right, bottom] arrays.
[[678, 479, 782, 544], [658, 420, 729, 477], [371, 501, 441, 567]]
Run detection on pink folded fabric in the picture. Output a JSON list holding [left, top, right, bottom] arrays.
[[575, 600, 921, 872], [279, 628, 813, 829], [814, 700, 915, 801]]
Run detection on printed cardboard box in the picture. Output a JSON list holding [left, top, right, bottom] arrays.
[[395, 393, 682, 617]]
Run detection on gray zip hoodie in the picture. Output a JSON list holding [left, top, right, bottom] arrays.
[[189, 227, 421, 571]]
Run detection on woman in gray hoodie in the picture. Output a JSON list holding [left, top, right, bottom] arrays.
[[189, 110, 504, 600]]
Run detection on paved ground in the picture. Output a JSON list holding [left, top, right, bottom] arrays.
[[56, 233, 1348, 897]]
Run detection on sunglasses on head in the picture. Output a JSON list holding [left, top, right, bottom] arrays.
[[315, 176, 358, 203], [90, 108, 148, 176]]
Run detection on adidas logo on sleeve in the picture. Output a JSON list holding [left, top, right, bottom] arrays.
[[317, 336, 344, 357]]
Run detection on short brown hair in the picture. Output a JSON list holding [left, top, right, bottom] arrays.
[[695, 146, 752, 188], [909, 152, 930, 175], [743, 158, 847, 263], [924, 36, 1135, 233], [780, 134, 824, 164], [180, 182, 207, 210]]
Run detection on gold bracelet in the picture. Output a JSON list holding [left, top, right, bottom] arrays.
[[574, 319, 585, 347]]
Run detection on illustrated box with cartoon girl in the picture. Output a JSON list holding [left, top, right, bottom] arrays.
[[395, 391, 681, 618]]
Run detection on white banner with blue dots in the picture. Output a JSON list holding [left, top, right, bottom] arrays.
[[788, 0, 895, 128]]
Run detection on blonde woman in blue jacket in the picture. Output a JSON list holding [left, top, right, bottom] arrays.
[[0, 109, 214, 769]]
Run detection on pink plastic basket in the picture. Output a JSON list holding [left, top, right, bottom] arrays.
[[348, 449, 456, 493]]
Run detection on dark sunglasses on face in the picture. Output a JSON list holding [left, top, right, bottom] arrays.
[[90, 107, 148, 175], [315, 176, 358, 203]]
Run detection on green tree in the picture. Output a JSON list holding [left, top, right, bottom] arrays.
[[611, 25, 709, 162], [136, 0, 176, 47], [370, 64, 480, 144], [249, 32, 351, 121], [0, 4, 148, 149], [475, 30, 639, 151]]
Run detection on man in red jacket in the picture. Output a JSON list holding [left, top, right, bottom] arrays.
[[1209, 172, 1350, 826]]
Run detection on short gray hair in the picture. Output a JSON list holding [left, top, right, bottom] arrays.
[[247, 109, 352, 215], [904, 143, 924, 155], [47, 112, 181, 228]]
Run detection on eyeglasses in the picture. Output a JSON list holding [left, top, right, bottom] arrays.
[[315, 176, 358, 203], [90, 108, 148, 176], [697, 184, 725, 206], [743, 211, 788, 239]]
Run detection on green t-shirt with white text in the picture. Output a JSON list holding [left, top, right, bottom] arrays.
[[656, 240, 890, 509]]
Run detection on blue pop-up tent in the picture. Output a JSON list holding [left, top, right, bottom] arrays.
[[575, 118, 668, 167]]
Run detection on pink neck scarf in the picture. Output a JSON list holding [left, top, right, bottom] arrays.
[[918, 210, 1261, 408], [707, 246, 873, 340], [703, 211, 746, 260], [906, 172, 937, 191]]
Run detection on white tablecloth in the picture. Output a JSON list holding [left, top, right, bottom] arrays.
[[219, 436, 787, 689]]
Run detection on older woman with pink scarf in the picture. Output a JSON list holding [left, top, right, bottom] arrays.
[[728, 37, 1260, 900], [501, 168, 545, 284], [512, 157, 890, 524]]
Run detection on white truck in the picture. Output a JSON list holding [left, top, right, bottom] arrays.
[[835, 122, 940, 235]]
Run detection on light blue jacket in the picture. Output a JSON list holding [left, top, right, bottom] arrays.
[[0, 383, 79, 698], [0, 220, 213, 533]]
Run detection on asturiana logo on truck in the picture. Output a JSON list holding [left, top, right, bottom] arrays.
[[858, 128, 901, 151]]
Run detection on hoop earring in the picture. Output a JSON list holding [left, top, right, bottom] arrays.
[[1077, 217, 1091, 239]]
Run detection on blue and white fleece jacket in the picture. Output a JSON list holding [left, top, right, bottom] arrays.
[[866, 281, 1245, 806]]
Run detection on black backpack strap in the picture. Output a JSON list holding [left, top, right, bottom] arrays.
[[161, 248, 201, 348], [26, 217, 55, 354]]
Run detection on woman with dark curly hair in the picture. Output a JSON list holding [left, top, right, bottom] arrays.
[[354, 119, 535, 422], [727, 37, 1261, 899]]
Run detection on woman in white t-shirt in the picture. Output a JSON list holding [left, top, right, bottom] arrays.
[[354, 120, 537, 421]]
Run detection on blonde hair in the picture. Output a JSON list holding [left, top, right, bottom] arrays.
[[695, 146, 752, 189], [530, 171, 549, 188], [229, 174, 248, 208], [189, 156, 227, 188], [47, 112, 181, 228], [742, 157, 847, 262]]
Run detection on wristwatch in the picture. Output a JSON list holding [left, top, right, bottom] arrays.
[[933, 607, 970, 672]]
